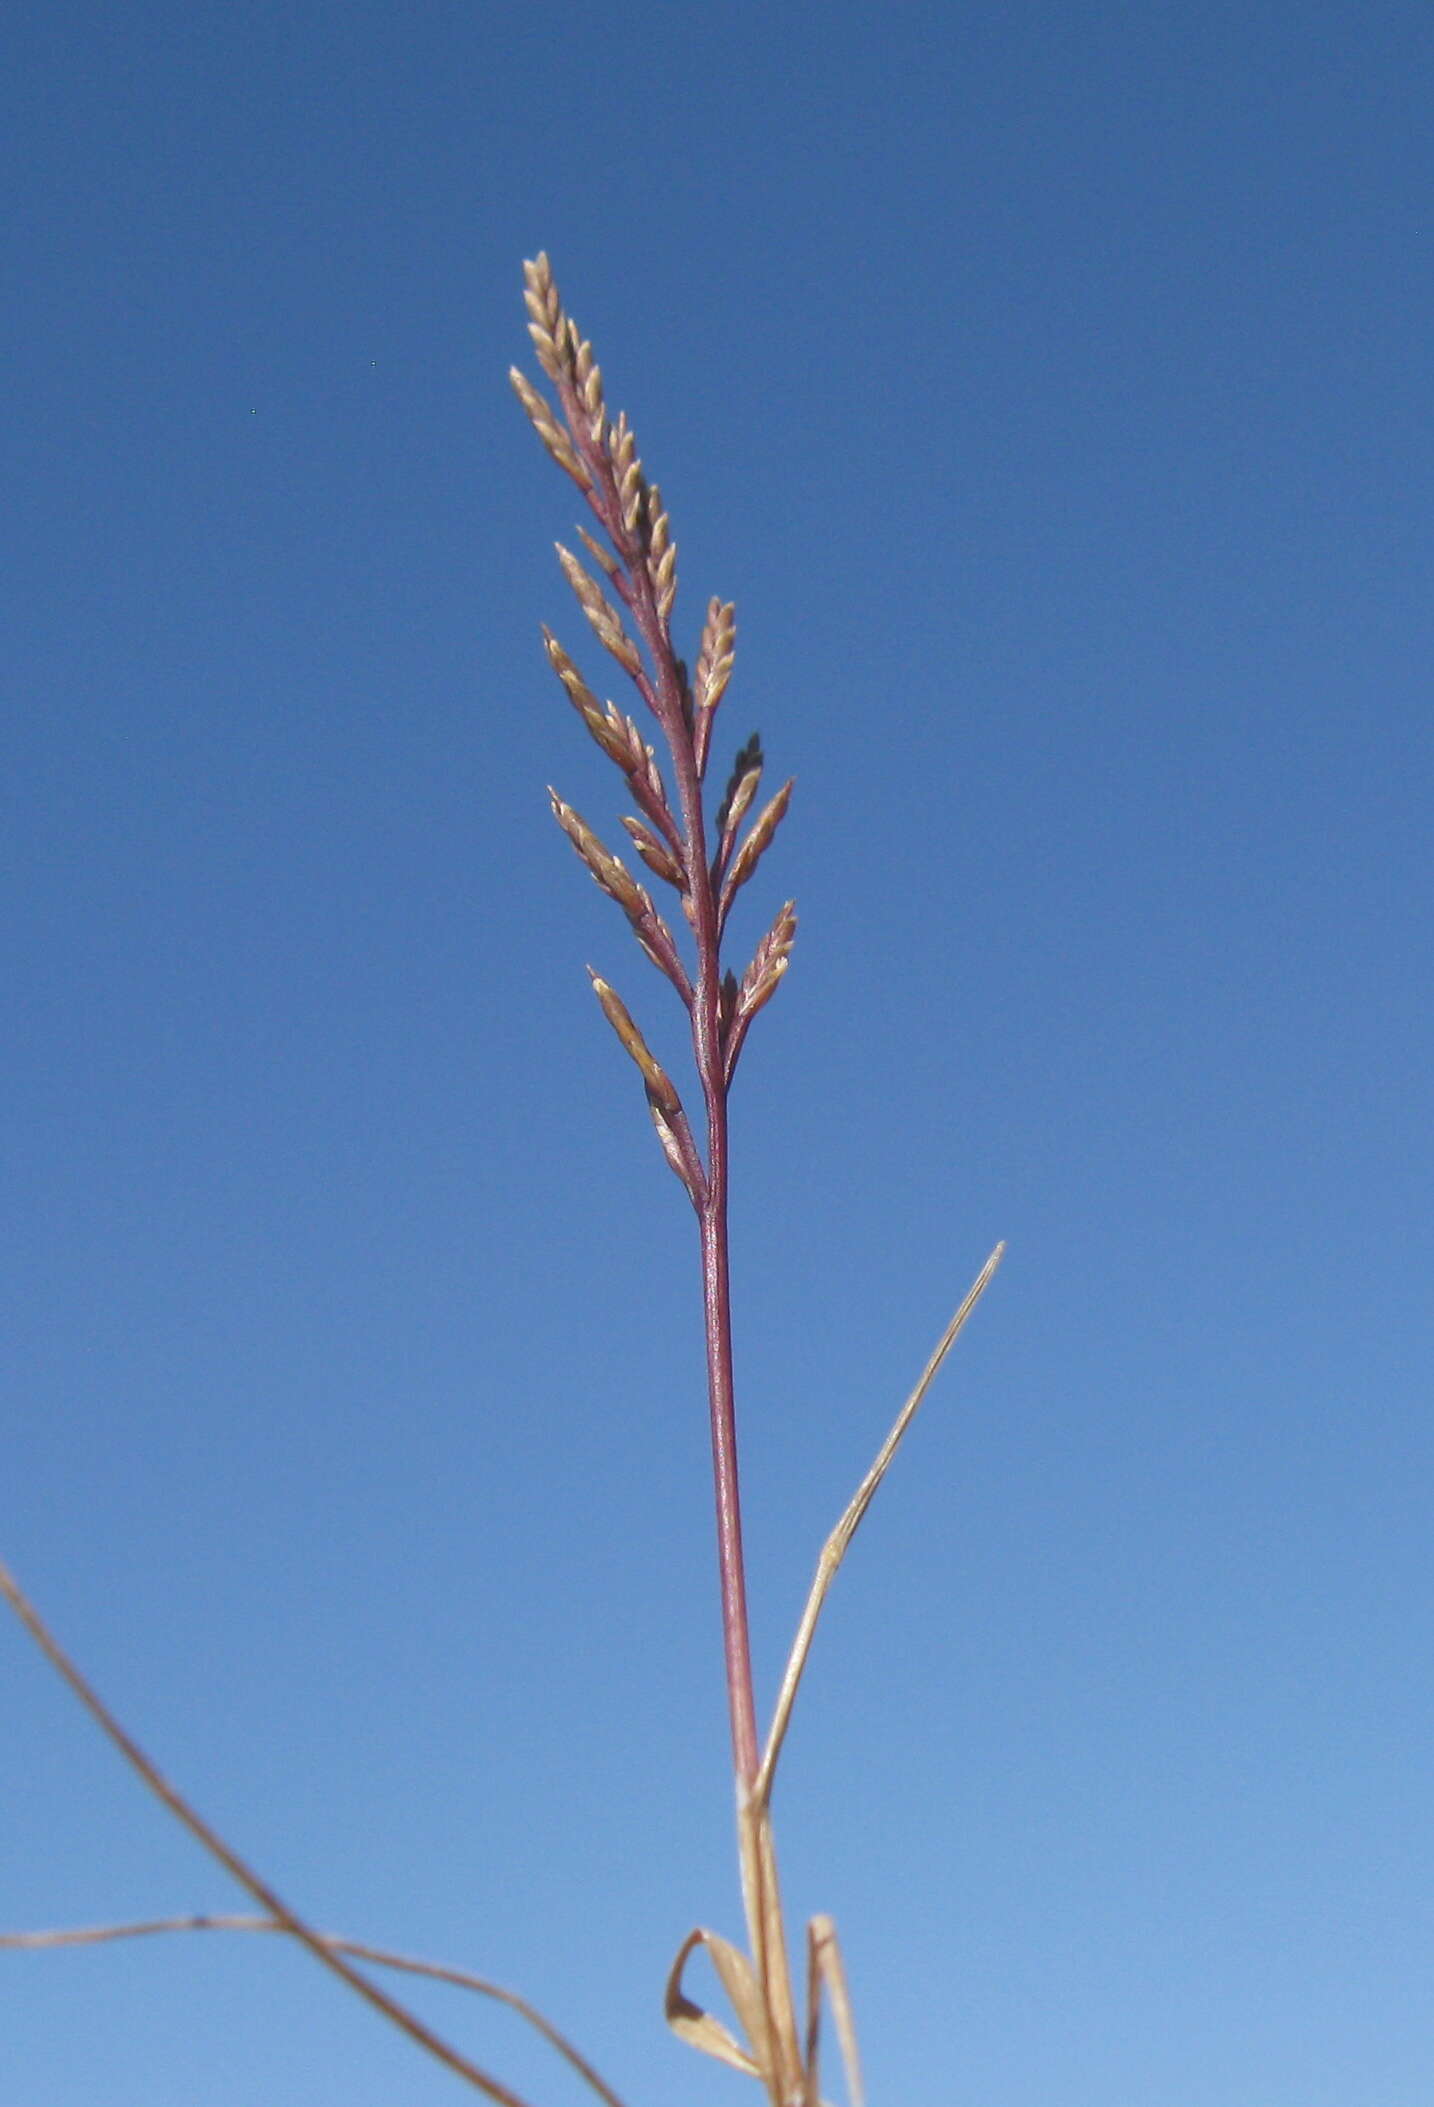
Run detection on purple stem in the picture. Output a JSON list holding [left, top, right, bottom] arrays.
[[556, 375, 761, 1794]]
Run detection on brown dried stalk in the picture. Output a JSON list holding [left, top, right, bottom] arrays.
[[0, 1914, 628, 2107], [0, 1556, 626, 2107]]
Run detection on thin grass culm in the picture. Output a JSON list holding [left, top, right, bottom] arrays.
[[2, 255, 1002, 2106], [512, 253, 1004, 2106]]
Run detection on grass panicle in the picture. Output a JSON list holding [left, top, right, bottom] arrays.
[[512, 252, 1001, 2107]]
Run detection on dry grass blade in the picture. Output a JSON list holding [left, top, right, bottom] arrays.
[[0, 1561, 542, 2106], [754, 1241, 1006, 1808], [803, 1915, 863, 2107], [0, 1916, 631, 2107]]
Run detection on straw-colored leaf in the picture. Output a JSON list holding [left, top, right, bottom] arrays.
[[754, 1243, 1006, 1808], [737, 1799, 801, 2104], [804, 1916, 863, 2107]]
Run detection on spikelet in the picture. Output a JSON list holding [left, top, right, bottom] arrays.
[[714, 734, 762, 844], [737, 899, 797, 1022], [722, 779, 794, 917], [549, 791, 651, 920], [608, 412, 648, 537], [588, 972, 683, 1118], [723, 900, 798, 1084], [695, 599, 736, 715], [543, 629, 630, 768], [620, 813, 686, 890], [648, 1095, 699, 1198], [509, 367, 592, 492], [522, 253, 571, 384], [555, 544, 644, 679], [575, 525, 620, 580]]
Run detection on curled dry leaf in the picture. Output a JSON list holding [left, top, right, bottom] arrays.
[[664, 1928, 766, 2083]]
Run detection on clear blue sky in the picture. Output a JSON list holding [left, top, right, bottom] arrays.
[[5, 3, 1431, 2103]]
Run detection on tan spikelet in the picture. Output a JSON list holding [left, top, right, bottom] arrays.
[[619, 814, 686, 890], [555, 544, 643, 678], [575, 525, 619, 579], [522, 254, 569, 384], [542, 631, 630, 769], [588, 973, 683, 1117], [694, 599, 736, 715], [548, 793, 650, 921], [509, 368, 592, 491], [723, 779, 794, 908]]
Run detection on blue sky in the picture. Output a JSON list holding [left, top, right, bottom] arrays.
[[4, 2, 1432, 2102]]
